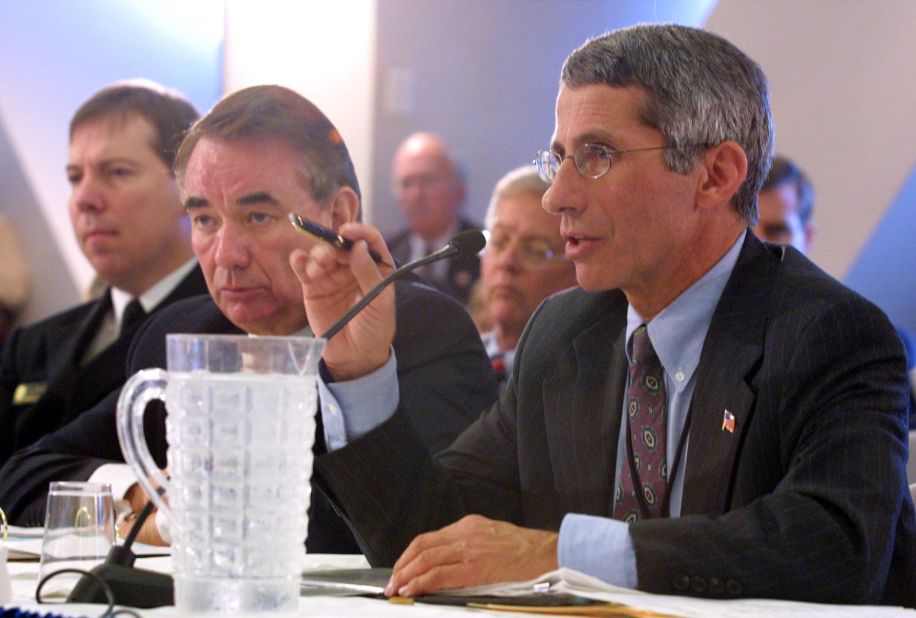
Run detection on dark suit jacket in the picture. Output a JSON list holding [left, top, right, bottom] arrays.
[[0, 266, 208, 465], [386, 217, 481, 303], [316, 233, 916, 606], [0, 278, 497, 553]]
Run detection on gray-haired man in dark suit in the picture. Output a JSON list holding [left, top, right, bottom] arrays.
[[294, 24, 915, 607]]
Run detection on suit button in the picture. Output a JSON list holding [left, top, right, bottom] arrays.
[[690, 576, 707, 593], [709, 578, 725, 595], [726, 579, 743, 596], [673, 574, 690, 591]]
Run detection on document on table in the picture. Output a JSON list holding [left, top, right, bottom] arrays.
[[450, 568, 916, 618], [299, 567, 914, 617]]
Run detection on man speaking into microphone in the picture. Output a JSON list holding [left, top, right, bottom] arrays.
[[0, 85, 497, 552], [298, 24, 914, 607]]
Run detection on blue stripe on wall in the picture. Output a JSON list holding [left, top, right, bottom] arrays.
[[844, 163, 916, 334]]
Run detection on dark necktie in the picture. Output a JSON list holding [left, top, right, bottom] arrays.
[[121, 298, 147, 334], [613, 325, 668, 522]]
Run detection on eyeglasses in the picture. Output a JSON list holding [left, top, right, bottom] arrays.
[[534, 143, 681, 184], [483, 230, 567, 270]]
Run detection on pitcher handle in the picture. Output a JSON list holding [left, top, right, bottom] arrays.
[[116, 368, 173, 524]]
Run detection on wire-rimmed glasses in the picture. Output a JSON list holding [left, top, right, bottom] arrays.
[[482, 230, 567, 270], [535, 143, 679, 184]]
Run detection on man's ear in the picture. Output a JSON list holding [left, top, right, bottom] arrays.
[[803, 220, 817, 252], [329, 186, 361, 229], [696, 141, 748, 211]]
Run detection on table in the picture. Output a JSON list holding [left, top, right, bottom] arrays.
[[4, 553, 914, 617], [5, 554, 496, 617]]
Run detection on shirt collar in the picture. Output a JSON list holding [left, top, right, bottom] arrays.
[[110, 258, 198, 324], [626, 230, 746, 392]]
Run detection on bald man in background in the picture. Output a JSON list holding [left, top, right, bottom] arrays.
[[386, 132, 481, 303]]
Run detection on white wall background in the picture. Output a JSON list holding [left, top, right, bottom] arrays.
[[1, 0, 913, 334], [368, 0, 715, 236], [0, 0, 223, 323], [706, 0, 916, 331], [223, 0, 377, 216]]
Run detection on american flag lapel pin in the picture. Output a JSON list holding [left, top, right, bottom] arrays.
[[722, 409, 736, 433]]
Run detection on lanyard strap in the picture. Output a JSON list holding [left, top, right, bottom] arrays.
[[622, 402, 694, 519]]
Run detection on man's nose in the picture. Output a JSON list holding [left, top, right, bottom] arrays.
[[542, 160, 585, 216], [212, 223, 251, 269], [71, 173, 105, 212], [493, 240, 523, 270]]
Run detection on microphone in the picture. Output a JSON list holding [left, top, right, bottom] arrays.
[[321, 229, 486, 340]]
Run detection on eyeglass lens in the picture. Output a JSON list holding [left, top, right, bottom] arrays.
[[536, 144, 613, 183], [488, 233, 561, 268]]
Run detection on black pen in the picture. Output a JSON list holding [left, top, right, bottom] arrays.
[[289, 212, 390, 266]]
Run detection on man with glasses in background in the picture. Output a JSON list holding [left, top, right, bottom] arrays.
[[477, 165, 576, 386], [294, 24, 914, 606]]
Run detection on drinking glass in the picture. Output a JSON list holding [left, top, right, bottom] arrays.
[[37, 481, 114, 595]]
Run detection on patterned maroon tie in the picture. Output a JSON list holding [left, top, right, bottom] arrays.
[[613, 325, 668, 522]]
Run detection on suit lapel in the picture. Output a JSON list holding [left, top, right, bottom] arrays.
[[19, 269, 206, 435], [543, 292, 628, 516], [53, 293, 112, 373], [45, 293, 111, 394], [48, 268, 205, 415], [681, 234, 779, 515]]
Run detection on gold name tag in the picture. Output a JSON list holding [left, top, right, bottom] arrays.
[[12, 382, 46, 405]]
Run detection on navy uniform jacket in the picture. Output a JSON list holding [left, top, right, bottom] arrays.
[[0, 266, 208, 465]]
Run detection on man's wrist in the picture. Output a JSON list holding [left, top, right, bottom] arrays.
[[324, 348, 391, 382]]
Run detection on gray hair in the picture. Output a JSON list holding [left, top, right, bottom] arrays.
[[561, 24, 774, 226], [485, 165, 549, 229], [176, 85, 359, 204]]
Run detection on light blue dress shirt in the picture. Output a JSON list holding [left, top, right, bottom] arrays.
[[319, 351, 399, 449], [557, 230, 746, 587]]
